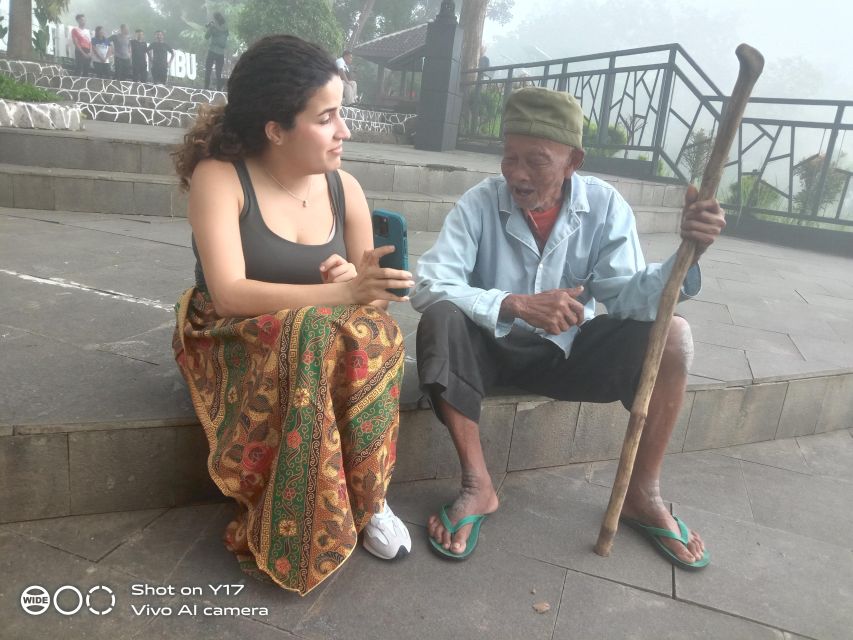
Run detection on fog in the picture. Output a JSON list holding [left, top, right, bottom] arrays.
[[484, 0, 852, 100]]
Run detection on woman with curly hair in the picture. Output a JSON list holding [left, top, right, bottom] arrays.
[[172, 34, 412, 596]]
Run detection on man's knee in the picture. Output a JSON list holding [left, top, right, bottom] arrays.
[[418, 301, 468, 336], [663, 316, 693, 373]]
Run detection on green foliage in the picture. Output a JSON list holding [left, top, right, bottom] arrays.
[[32, 0, 70, 59], [793, 153, 847, 215], [725, 173, 783, 210], [681, 128, 714, 184], [637, 153, 667, 178], [32, 4, 51, 58], [238, 0, 344, 57], [0, 15, 8, 42], [582, 121, 628, 157], [0, 74, 60, 102], [463, 85, 503, 137]]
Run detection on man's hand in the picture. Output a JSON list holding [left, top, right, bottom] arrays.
[[500, 287, 585, 335], [319, 253, 357, 284], [681, 184, 726, 262]]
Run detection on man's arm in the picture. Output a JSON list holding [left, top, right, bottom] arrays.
[[588, 190, 706, 320], [411, 193, 512, 336]]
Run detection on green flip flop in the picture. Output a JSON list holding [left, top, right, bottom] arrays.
[[621, 515, 711, 571], [428, 504, 488, 561]]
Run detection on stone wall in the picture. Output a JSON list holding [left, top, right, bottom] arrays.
[[0, 59, 416, 136]]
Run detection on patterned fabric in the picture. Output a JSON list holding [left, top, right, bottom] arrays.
[[173, 288, 404, 595]]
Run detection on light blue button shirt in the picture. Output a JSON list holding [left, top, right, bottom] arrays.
[[411, 173, 700, 357]]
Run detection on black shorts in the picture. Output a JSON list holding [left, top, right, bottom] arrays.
[[416, 300, 653, 424]]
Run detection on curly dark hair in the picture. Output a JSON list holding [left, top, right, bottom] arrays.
[[173, 35, 338, 190]]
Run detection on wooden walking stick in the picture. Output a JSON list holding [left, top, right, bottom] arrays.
[[594, 44, 764, 557]]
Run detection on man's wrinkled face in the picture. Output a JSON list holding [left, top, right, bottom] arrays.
[[501, 134, 583, 211]]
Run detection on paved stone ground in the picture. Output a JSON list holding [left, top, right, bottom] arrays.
[[1, 429, 851, 639], [1, 208, 852, 424]]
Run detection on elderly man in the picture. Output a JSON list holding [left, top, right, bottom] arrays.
[[411, 87, 725, 568]]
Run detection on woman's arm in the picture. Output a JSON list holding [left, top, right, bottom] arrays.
[[190, 160, 411, 318]]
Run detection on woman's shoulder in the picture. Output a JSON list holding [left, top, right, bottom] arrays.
[[192, 157, 239, 183], [190, 158, 243, 200], [335, 168, 359, 188]]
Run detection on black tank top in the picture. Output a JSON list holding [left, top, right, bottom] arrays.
[[193, 160, 348, 287]]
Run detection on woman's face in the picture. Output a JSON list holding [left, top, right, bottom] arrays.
[[276, 75, 351, 174]]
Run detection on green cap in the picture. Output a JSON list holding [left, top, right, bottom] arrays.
[[502, 87, 584, 149]]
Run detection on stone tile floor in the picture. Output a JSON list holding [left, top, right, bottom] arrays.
[[1, 429, 851, 640], [1, 208, 852, 425]]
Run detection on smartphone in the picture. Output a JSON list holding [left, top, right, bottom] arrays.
[[371, 209, 409, 297]]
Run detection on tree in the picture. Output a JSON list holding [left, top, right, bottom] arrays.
[[7, 0, 68, 60], [346, 0, 375, 47], [681, 128, 714, 184], [31, 0, 69, 59], [459, 0, 487, 79], [793, 153, 847, 216], [726, 173, 783, 210], [7, 0, 32, 59], [237, 0, 344, 56]]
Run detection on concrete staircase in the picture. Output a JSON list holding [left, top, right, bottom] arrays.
[[0, 125, 685, 233]]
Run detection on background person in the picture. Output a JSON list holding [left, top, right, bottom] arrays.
[[204, 11, 229, 91], [70, 13, 92, 77], [335, 49, 358, 105], [147, 31, 174, 85], [109, 24, 132, 80], [130, 29, 148, 82], [90, 26, 113, 79]]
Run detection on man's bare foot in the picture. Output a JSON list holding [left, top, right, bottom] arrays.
[[622, 488, 705, 564], [427, 472, 499, 555]]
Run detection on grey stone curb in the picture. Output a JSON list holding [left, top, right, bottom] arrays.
[[2, 371, 851, 523]]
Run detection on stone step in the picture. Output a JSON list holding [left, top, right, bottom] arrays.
[[0, 163, 186, 217], [3, 370, 852, 523], [0, 126, 688, 210], [0, 163, 681, 234]]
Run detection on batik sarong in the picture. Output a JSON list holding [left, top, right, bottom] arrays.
[[173, 288, 404, 595]]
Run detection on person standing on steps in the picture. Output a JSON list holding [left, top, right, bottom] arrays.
[[204, 12, 229, 91], [109, 24, 132, 81], [90, 26, 113, 80], [147, 30, 174, 85], [70, 13, 92, 78], [130, 29, 148, 82]]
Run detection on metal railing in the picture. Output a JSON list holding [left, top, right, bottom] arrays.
[[459, 44, 853, 229]]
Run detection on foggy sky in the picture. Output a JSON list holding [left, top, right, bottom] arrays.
[[484, 0, 852, 101]]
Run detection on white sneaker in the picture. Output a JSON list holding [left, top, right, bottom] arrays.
[[363, 502, 411, 560]]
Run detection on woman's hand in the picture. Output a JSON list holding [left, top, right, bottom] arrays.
[[346, 246, 414, 305], [319, 254, 357, 284]]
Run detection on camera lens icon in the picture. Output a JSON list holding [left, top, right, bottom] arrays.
[[20, 585, 51, 615]]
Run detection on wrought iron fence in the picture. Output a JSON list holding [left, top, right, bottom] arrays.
[[459, 44, 853, 229]]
